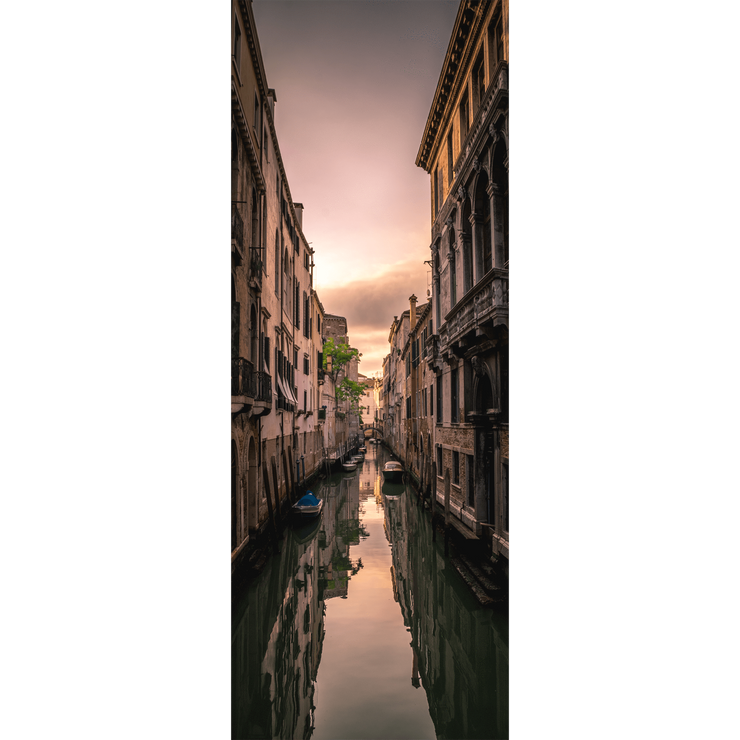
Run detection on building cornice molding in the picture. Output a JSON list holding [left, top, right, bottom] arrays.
[[416, 0, 488, 172]]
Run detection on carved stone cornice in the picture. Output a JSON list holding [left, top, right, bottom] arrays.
[[415, 0, 486, 172]]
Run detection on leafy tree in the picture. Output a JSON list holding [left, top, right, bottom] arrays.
[[323, 338, 365, 415]]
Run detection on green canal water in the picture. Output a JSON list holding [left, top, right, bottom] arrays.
[[232, 445, 508, 739]]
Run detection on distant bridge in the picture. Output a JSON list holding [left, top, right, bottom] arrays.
[[362, 423, 383, 440]]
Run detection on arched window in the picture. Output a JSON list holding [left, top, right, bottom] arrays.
[[474, 170, 492, 276], [448, 220, 456, 308], [283, 248, 290, 309], [493, 142, 508, 269], [462, 196, 473, 293], [251, 189, 259, 257]]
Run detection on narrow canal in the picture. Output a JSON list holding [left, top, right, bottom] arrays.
[[232, 445, 508, 740]]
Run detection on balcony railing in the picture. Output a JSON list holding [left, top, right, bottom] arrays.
[[232, 358, 272, 402]]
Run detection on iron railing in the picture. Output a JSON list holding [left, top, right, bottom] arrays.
[[232, 357, 273, 402]]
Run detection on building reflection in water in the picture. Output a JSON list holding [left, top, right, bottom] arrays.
[[232, 447, 508, 740]]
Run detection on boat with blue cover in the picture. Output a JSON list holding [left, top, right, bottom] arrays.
[[292, 492, 323, 519]]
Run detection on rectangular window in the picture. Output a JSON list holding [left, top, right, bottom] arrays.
[[447, 130, 453, 184], [430, 382, 434, 417], [303, 356, 309, 375], [304, 390, 307, 412], [436, 445, 442, 475], [304, 251, 309, 270], [303, 293, 310, 338], [406, 396, 411, 420], [453, 451, 459, 485], [293, 347, 298, 370], [433, 169, 439, 215], [295, 281, 300, 328], [254, 93, 260, 138], [274, 231, 280, 295], [473, 52, 485, 115], [460, 92, 469, 144], [437, 374, 443, 423], [451, 366, 459, 423], [264, 336, 270, 370]]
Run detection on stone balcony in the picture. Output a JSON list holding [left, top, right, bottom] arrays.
[[232, 357, 272, 416], [440, 269, 508, 357]]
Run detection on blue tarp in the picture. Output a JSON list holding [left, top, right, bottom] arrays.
[[297, 493, 320, 507]]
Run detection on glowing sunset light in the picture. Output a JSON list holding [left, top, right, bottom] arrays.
[[252, 0, 461, 376]]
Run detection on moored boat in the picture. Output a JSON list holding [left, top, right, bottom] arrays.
[[292, 492, 323, 519], [342, 460, 357, 472], [382, 460, 404, 482]]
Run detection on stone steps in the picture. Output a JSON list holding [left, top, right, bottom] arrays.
[[450, 556, 494, 607], [446, 540, 506, 606]]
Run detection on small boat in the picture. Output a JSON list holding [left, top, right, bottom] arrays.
[[342, 460, 357, 472], [292, 492, 323, 519], [358, 446, 367, 453], [350, 455, 364, 464], [382, 460, 404, 482]]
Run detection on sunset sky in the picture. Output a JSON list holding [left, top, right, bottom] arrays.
[[252, 0, 461, 377]]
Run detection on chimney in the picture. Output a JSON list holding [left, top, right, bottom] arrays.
[[409, 294, 418, 330], [294, 202, 303, 230]]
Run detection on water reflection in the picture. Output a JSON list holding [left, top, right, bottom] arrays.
[[232, 445, 508, 739]]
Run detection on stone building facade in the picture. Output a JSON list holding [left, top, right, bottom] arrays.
[[384, 310, 410, 457], [232, 0, 329, 570], [320, 314, 362, 463], [400, 296, 435, 489], [415, 0, 509, 566]]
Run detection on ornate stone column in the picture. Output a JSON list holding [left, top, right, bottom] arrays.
[[460, 231, 473, 294], [469, 211, 483, 285], [487, 180, 503, 272]]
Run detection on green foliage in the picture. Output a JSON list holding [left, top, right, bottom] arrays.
[[322, 338, 365, 415], [322, 338, 361, 383], [335, 377, 366, 413]]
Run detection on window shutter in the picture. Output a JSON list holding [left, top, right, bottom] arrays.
[[231, 301, 240, 359]]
